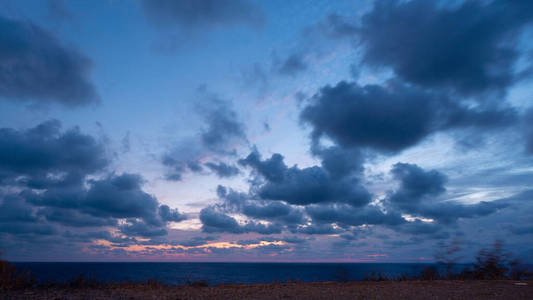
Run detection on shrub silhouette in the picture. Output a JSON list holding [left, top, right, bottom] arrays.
[[0, 253, 34, 290], [508, 259, 533, 280], [420, 266, 440, 280], [362, 270, 389, 281], [333, 265, 351, 282], [471, 240, 511, 279], [434, 239, 462, 279]]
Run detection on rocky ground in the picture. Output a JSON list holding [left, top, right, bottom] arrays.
[[2, 280, 532, 300]]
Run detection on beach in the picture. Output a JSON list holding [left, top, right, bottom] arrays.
[[3, 280, 532, 299]]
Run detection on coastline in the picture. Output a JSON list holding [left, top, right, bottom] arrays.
[[4, 280, 532, 300]]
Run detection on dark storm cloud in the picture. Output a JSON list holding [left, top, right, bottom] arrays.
[[0, 15, 97, 106], [204, 162, 240, 178], [239, 149, 370, 207], [0, 120, 108, 182], [300, 81, 517, 154], [358, 0, 533, 95], [388, 163, 507, 223], [142, 0, 264, 30]]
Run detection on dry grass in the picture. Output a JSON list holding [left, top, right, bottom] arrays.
[[2, 280, 532, 299]]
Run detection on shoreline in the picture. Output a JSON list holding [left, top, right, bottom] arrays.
[[4, 280, 532, 300]]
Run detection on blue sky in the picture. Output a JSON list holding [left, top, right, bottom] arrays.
[[0, 0, 532, 262]]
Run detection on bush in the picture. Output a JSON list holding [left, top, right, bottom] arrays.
[[362, 270, 389, 281], [434, 239, 462, 279], [0, 255, 34, 290], [185, 276, 209, 287], [333, 265, 351, 282], [472, 240, 511, 279], [420, 266, 440, 280]]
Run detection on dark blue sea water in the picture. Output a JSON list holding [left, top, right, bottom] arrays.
[[13, 262, 451, 285]]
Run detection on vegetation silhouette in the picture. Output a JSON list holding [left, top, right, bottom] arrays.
[[2, 241, 532, 291], [333, 240, 532, 283]]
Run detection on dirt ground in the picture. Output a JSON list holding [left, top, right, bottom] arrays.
[[2, 280, 532, 300]]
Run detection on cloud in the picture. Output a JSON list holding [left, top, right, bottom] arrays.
[[239, 149, 370, 207], [357, 0, 533, 95], [162, 91, 247, 181], [1, 173, 187, 245], [305, 204, 405, 228], [25, 172, 187, 231], [38, 207, 117, 228], [204, 162, 240, 178], [199, 98, 247, 154], [0, 120, 108, 183], [0, 193, 57, 236], [388, 163, 507, 223], [176, 235, 218, 247], [389, 163, 447, 209], [199, 206, 281, 234], [0, 121, 186, 253], [311, 145, 364, 179], [292, 223, 342, 235], [142, 0, 264, 30], [216, 185, 305, 226], [317, 13, 358, 39], [119, 219, 168, 238], [83, 174, 160, 223], [199, 207, 243, 233], [46, 0, 73, 21], [274, 53, 308, 76], [523, 108, 533, 154], [159, 204, 187, 222], [0, 193, 38, 223], [300, 81, 517, 154], [0, 16, 97, 106], [162, 154, 203, 181]]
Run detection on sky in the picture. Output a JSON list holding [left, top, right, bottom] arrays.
[[0, 0, 532, 263]]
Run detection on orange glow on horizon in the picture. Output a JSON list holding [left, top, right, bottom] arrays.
[[91, 239, 286, 254]]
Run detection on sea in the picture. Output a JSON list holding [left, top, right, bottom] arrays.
[[12, 262, 453, 285]]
